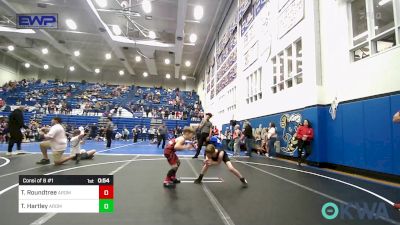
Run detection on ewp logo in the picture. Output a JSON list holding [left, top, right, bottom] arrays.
[[322, 202, 390, 220], [17, 14, 58, 29]]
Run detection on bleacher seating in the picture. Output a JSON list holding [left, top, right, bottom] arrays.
[[41, 114, 99, 127], [0, 111, 33, 124], [0, 79, 203, 134], [1, 80, 202, 120]]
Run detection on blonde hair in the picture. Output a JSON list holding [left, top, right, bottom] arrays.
[[205, 144, 215, 154], [183, 126, 195, 134]]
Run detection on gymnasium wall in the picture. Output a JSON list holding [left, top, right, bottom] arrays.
[[200, 0, 400, 177], [223, 92, 400, 176], [318, 0, 400, 105], [198, 0, 321, 128], [0, 52, 38, 85]]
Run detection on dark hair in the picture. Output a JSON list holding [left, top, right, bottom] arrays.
[[107, 117, 112, 121], [73, 129, 81, 136], [303, 119, 312, 128], [270, 122, 276, 128], [53, 117, 62, 124]]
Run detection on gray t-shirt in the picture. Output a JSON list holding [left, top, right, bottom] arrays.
[[106, 121, 114, 131], [200, 120, 212, 134], [158, 126, 167, 135]]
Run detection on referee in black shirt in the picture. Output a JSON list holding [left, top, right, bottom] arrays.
[[193, 113, 213, 158]]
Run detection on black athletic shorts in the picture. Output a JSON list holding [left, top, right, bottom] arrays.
[[211, 150, 230, 163], [72, 153, 93, 160]]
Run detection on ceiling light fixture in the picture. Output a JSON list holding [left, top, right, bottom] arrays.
[[112, 25, 122, 36], [94, 68, 100, 74], [41, 48, 48, 54], [181, 75, 186, 80], [166, 73, 171, 79], [142, 0, 152, 14], [95, 0, 107, 8], [74, 50, 80, 57], [143, 72, 148, 77], [105, 53, 112, 60], [66, 19, 77, 30], [119, 70, 125, 76], [148, 30, 156, 39], [7, 45, 14, 51], [135, 55, 142, 62], [185, 60, 191, 67], [194, 5, 204, 20], [69, 66, 75, 71], [24, 63, 30, 68], [43, 64, 49, 70], [189, 33, 197, 43], [164, 58, 170, 65], [378, 0, 391, 6]]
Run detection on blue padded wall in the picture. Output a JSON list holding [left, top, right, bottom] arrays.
[[222, 93, 400, 176]]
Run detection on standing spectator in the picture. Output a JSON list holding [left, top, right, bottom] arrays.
[[36, 117, 70, 165], [7, 107, 26, 156], [224, 127, 232, 151], [148, 127, 155, 143], [267, 122, 278, 158], [295, 120, 314, 166], [105, 117, 114, 148], [132, 127, 138, 143], [142, 125, 147, 141], [145, 106, 151, 117], [255, 129, 262, 147], [90, 123, 98, 140], [243, 121, 254, 157], [157, 124, 167, 148], [118, 106, 123, 116], [233, 125, 242, 156], [122, 127, 130, 141], [193, 113, 213, 158]]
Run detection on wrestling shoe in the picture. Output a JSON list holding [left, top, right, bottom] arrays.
[[5, 152, 12, 156], [36, 159, 50, 165], [171, 177, 181, 184], [240, 178, 248, 188], [163, 180, 176, 188], [194, 178, 202, 184], [75, 154, 81, 164]]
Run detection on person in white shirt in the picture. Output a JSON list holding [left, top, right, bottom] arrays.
[[142, 125, 148, 141], [78, 125, 85, 135], [115, 132, 122, 140], [70, 129, 96, 164], [148, 127, 155, 142], [122, 127, 130, 141], [36, 117, 70, 165]]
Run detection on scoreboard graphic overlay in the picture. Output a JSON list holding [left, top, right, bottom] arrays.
[[19, 175, 114, 213]]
